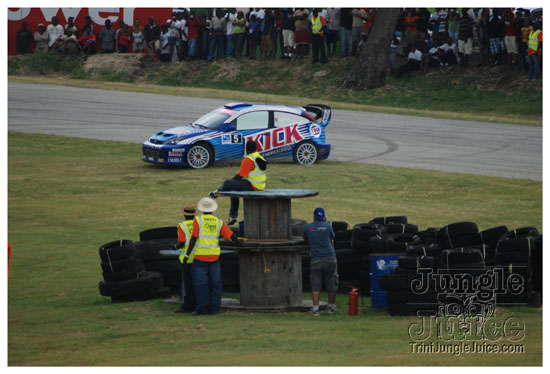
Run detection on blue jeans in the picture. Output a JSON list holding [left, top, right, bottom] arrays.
[[340, 27, 352, 57], [208, 34, 224, 61], [201, 31, 210, 59], [448, 30, 459, 45], [180, 263, 197, 312], [191, 259, 222, 314], [528, 53, 541, 80], [168, 36, 182, 61], [188, 38, 198, 58], [226, 34, 234, 57], [218, 178, 254, 218]]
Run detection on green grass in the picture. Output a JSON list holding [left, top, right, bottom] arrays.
[[8, 132, 542, 366]]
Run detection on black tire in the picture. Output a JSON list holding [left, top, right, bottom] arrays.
[[369, 216, 408, 225], [532, 235, 542, 292], [139, 227, 178, 241], [416, 228, 443, 245], [369, 234, 390, 253], [331, 221, 349, 232], [101, 256, 143, 274], [379, 273, 408, 290], [335, 229, 353, 240], [437, 248, 484, 269], [386, 233, 422, 252], [187, 142, 214, 169], [334, 240, 352, 250], [398, 255, 436, 269], [103, 264, 146, 282], [499, 227, 539, 241], [444, 221, 479, 236], [405, 243, 441, 257], [135, 238, 179, 261], [385, 223, 419, 235], [495, 251, 532, 265], [293, 140, 318, 165], [99, 271, 164, 297], [446, 233, 483, 249], [143, 259, 182, 273], [99, 240, 136, 263], [479, 226, 509, 247], [496, 237, 535, 264], [361, 255, 371, 270]]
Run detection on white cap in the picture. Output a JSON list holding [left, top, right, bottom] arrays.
[[197, 197, 218, 213], [166, 19, 172, 24]]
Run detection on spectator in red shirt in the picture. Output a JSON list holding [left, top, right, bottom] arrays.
[[504, 9, 519, 65], [404, 9, 418, 51], [78, 25, 96, 59], [187, 11, 201, 60], [209, 140, 267, 225]]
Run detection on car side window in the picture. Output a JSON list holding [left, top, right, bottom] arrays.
[[235, 111, 269, 131], [273, 111, 310, 128]]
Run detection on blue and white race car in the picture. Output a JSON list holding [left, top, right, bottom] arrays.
[[142, 103, 332, 169]]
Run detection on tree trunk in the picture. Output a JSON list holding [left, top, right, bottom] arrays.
[[341, 8, 401, 90]]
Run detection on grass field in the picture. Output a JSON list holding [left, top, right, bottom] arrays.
[[7, 132, 542, 366]]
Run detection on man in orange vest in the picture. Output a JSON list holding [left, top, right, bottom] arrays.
[[209, 140, 267, 225], [310, 8, 327, 64]]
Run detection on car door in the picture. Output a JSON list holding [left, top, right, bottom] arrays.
[[233, 110, 271, 156]]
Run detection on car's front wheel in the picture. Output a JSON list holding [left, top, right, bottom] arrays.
[[293, 141, 318, 165], [186, 143, 213, 169]]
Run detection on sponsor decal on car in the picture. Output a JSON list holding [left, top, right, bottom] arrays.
[[168, 152, 183, 156], [244, 124, 305, 153], [309, 124, 322, 138], [168, 157, 182, 162]]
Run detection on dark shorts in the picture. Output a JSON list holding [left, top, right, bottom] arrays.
[[310, 256, 339, 292]]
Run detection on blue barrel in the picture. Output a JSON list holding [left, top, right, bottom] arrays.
[[370, 253, 401, 309]]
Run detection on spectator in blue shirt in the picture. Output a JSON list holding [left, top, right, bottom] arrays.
[[303, 207, 338, 316]]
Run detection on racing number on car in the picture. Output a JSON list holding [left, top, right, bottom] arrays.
[[222, 134, 243, 144]]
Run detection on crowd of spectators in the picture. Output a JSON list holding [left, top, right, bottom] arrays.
[[15, 7, 543, 80]]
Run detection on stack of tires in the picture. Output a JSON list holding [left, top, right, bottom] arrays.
[[494, 227, 540, 306], [98, 240, 170, 302], [135, 227, 181, 291]]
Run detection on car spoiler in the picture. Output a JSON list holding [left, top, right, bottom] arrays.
[[304, 104, 332, 127]]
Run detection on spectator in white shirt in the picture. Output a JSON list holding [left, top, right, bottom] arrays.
[[396, 44, 423, 77], [439, 36, 458, 65], [225, 9, 236, 58], [46, 16, 65, 49]]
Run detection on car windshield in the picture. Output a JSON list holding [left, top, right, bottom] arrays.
[[193, 107, 236, 129]]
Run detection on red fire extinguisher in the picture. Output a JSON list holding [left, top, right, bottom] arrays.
[[348, 286, 358, 315]]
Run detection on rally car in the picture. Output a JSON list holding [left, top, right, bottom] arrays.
[[142, 103, 332, 169]]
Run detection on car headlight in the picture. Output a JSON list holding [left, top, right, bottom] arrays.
[[165, 137, 185, 145]]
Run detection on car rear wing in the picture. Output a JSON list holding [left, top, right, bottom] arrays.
[[304, 104, 332, 127]]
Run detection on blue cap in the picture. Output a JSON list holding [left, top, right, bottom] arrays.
[[314, 207, 325, 221]]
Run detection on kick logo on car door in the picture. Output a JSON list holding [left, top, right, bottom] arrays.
[[244, 124, 306, 153]]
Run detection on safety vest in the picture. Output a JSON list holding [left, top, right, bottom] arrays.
[[245, 152, 266, 191], [528, 30, 542, 53], [311, 16, 323, 35], [178, 219, 195, 264], [194, 214, 223, 257]]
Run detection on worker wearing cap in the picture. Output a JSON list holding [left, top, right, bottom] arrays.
[[174, 203, 198, 313], [303, 207, 338, 316], [183, 197, 241, 315], [209, 140, 267, 225]]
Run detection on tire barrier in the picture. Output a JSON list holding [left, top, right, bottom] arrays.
[[98, 239, 168, 302], [99, 220, 541, 310]]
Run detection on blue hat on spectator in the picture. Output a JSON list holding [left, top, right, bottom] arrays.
[[314, 207, 325, 222]]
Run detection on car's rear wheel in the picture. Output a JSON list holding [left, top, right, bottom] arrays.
[[293, 141, 318, 165], [187, 143, 213, 169]]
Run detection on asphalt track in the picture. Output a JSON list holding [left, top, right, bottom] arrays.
[[8, 82, 542, 181]]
